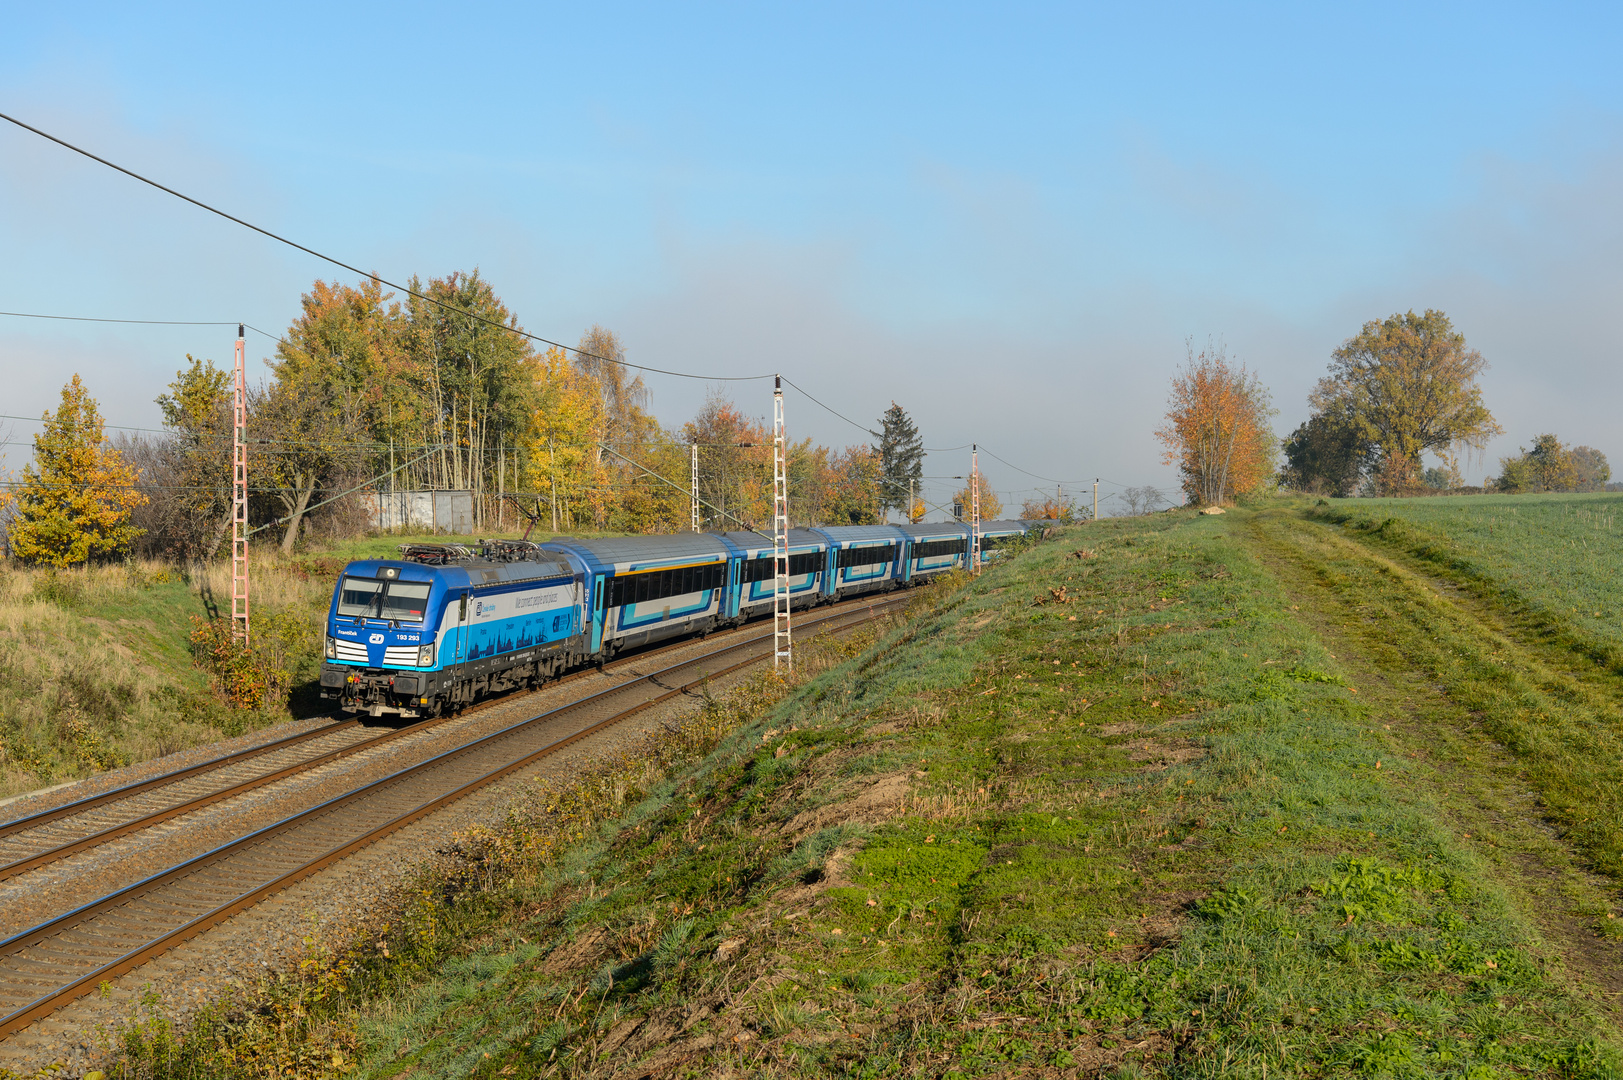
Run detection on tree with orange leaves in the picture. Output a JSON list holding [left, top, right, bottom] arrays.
[[1155, 342, 1276, 507]]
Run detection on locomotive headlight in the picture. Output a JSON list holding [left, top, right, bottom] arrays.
[[417, 643, 436, 667], [324, 635, 337, 660]]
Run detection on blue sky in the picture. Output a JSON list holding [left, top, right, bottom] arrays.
[[3, 2, 1621, 513]]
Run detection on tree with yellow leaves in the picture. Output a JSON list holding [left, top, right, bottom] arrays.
[[523, 348, 608, 532], [5, 375, 147, 567], [952, 477, 1002, 521]]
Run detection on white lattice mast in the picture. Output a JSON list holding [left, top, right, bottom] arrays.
[[970, 443, 981, 576], [231, 325, 250, 646], [690, 441, 700, 533], [772, 376, 791, 672]]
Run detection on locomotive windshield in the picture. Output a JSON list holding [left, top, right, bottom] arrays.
[[337, 577, 432, 622], [379, 581, 432, 622]]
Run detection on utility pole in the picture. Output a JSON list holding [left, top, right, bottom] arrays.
[[691, 442, 701, 533], [970, 444, 981, 576], [1093, 478, 1098, 523], [231, 325, 250, 646], [772, 377, 791, 671], [907, 477, 914, 524]]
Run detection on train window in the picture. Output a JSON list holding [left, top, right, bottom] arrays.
[[837, 545, 896, 569], [380, 581, 432, 622], [337, 577, 383, 617], [913, 539, 967, 559]]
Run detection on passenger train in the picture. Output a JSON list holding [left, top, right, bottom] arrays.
[[319, 519, 1041, 718]]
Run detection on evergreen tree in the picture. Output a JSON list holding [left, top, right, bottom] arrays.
[[5, 375, 146, 567], [874, 402, 923, 515]]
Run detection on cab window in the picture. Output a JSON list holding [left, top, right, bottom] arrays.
[[337, 577, 383, 617], [380, 581, 433, 622]]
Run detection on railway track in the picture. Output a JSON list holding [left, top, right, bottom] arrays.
[[0, 595, 905, 1039], [0, 596, 874, 886]]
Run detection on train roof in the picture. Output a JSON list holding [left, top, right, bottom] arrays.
[[897, 522, 970, 539], [810, 524, 907, 544], [542, 533, 734, 566], [712, 528, 825, 552], [978, 519, 1034, 534]]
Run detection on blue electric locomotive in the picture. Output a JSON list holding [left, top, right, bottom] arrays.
[[319, 543, 585, 717]]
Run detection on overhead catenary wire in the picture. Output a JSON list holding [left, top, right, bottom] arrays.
[[0, 111, 771, 385]]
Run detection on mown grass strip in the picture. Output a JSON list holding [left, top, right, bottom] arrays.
[[1260, 506, 1623, 889]]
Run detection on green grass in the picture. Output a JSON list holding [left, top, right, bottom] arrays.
[[1284, 497, 1623, 888], [1306, 492, 1623, 666], [171, 510, 1616, 1079]]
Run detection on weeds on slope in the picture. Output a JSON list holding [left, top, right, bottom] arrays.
[[238, 513, 1622, 1079]]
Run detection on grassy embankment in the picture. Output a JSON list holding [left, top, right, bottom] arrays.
[[0, 529, 575, 800], [111, 507, 1623, 1078]]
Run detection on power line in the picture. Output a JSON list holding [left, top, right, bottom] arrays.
[[0, 311, 241, 328], [776, 376, 970, 452], [0, 113, 1115, 493], [0, 110, 771, 385]]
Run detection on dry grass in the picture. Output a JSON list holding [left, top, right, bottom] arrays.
[[0, 554, 332, 799]]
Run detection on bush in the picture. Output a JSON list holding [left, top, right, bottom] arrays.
[[189, 611, 315, 710]]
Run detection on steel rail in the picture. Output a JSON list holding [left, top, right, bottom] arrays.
[[0, 597, 906, 1039], [0, 596, 870, 877], [0, 718, 440, 883], [0, 719, 360, 839]]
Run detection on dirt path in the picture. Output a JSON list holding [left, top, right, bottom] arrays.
[[1244, 508, 1623, 1022]]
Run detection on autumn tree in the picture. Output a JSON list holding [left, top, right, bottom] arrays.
[[403, 272, 539, 523], [1020, 491, 1081, 522], [520, 348, 605, 532], [1571, 446, 1612, 492], [1493, 434, 1608, 493], [5, 375, 146, 567], [1155, 342, 1275, 506], [821, 446, 884, 526], [682, 391, 771, 529], [875, 403, 923, 517], [130, 356, 235, 559], [953, 476, 1002, 521], [1310, 310, 1500, 495]]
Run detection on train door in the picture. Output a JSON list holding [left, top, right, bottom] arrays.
[[590, 573, 607, 654], [453, 590, 470, 662], [900, 541, 913, 583], [727, 557, 742, 618]]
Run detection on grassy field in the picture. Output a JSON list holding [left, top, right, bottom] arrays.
[[1304, 493, 1623, 667], [95, 501, 1623, 1079]]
